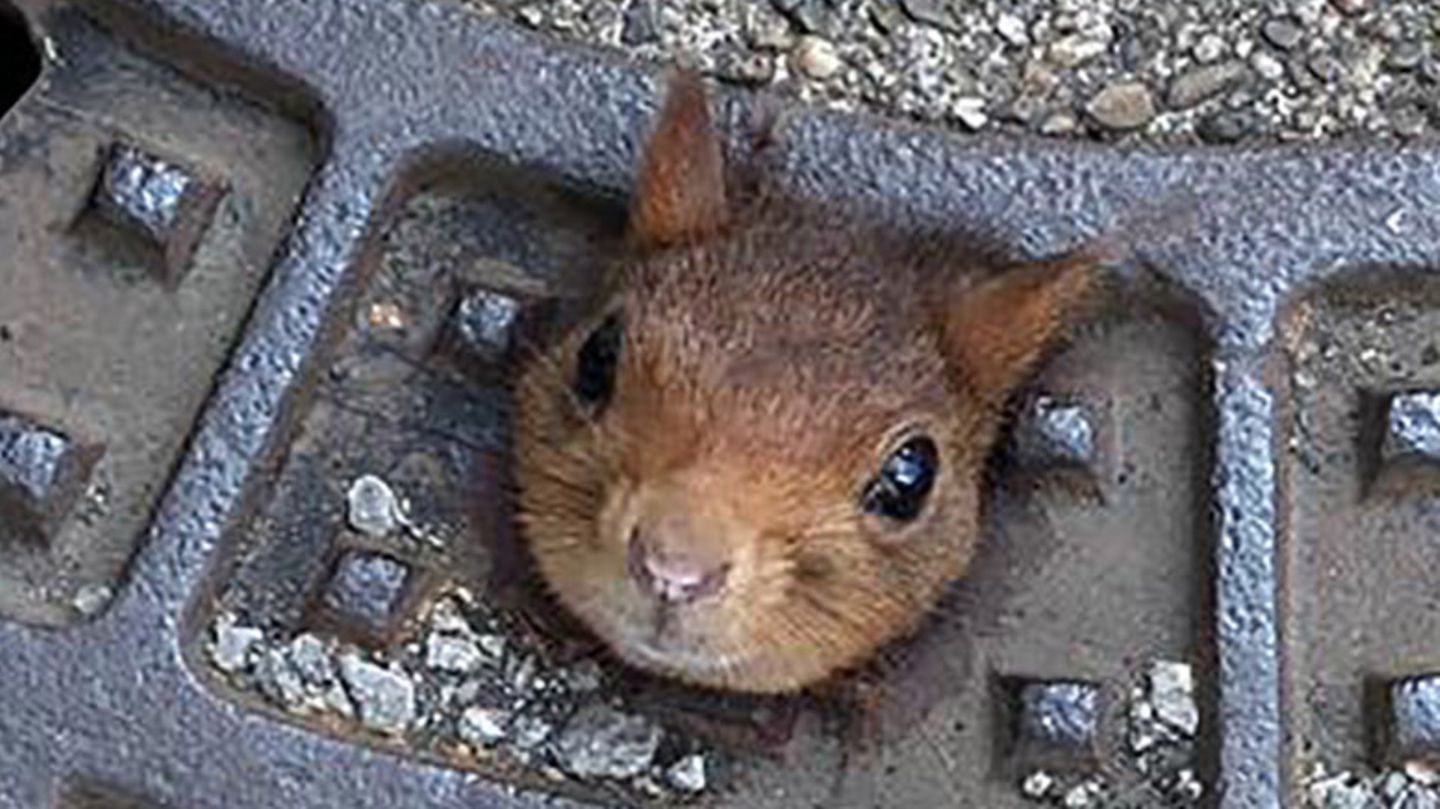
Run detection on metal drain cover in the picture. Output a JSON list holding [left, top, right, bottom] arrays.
[[1, 1, 1439, 808]]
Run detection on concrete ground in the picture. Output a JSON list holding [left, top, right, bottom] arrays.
[[447, 0, 1439, 143]]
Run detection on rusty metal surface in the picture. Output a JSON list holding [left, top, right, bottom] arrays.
[[0, 0, 1438, 807]]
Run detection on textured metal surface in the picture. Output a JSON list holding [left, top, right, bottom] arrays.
[[1388, 677, 1440, 765], [90, 140, 225, 285], [0, 410, 81, 533], [0, 0, 1437, 807], [317, 550, 417, 643], [1383, 390, 1440, 463], [453, 289, 524, 360], [1014, 681, 1102, 766], [95, 143, 192, 239], [1015, 394, 1098, 470]]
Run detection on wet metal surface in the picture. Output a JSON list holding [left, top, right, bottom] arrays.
[[0, 0, 1437, 807]]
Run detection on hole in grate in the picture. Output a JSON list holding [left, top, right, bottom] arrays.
[[0, 1, 39, 118]]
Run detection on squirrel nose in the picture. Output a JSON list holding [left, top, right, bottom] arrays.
[[627, 530, 730, 605]]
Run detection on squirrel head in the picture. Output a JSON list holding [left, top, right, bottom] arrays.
[[514, 71, 1098, 693]]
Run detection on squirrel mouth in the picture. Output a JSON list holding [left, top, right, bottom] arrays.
[[627, 632, 737, 679], [604, 605, 736, 679]]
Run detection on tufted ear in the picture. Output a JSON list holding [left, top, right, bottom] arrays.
[[627, 70, 728, 249], [941, 253, 1099, 406]]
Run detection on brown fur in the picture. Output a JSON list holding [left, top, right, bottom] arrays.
[[513, 70, 1099, 694]]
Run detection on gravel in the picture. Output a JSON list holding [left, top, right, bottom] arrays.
[[1086, 80, 1155, 129], [666, 753, 709, 793], [477, 633, 506, 660], [444, 0, 1440, 142], [1022, 770, 1056, 799], [1252, 50, 1286, 80], [256, 647, 308, 708], [1309, 773, 1377, 809], [459, 705, 511, 747], [622, 0, 660, 45], [951, 96, 989, 130], [1301, 765, 1440, 809], [338, 653, 417, 735], [1262, 16, 1305, 50], [996, 13, 1029, 48], [206, 589, 712, 801], [1021, 659, 1202, 806], [1173, 769, 1205, 801], [555, 704, 664, 779], [1149, 661, 1201, 737], [346, 474, 404, 537], [792, 34, 842, 78], [1060, 779, 1104, 809], [1167, 60, 1250, 109], [287, 633, 335, 685], [1196, 108, 1260, 142], [509, 714, 555, 751], [209, 613, 263, 674], [71, 583, 112, 616], [425, 633, 487, 675]]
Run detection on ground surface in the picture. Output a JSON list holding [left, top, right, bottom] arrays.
[[448, 0, 1440, 143]]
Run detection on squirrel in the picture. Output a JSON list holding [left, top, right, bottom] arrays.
[[513, 70, 1103, 695]]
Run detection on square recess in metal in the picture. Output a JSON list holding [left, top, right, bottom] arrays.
[[0, 1, 1437, 809]]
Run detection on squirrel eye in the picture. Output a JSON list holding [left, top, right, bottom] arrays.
[[573, 313, 623, 414], [862, 436, 939, 523]]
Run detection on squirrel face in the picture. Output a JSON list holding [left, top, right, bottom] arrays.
[[514, 73, 1097, 694]]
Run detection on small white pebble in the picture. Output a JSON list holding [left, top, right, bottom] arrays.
[[996, 13, 1029, 47], [72, 583, 113, 616], [367, 301, 405, 330], [793, 35, 842, 79], [1307, 773, 1373, 809], [561, 659, 603, 693], [339, 653, 416, 735], [1130, 729, 1157, 753], [1252, 51, 1285, 81], [1174, 768, 1205, 801], [323, 680, 355, 718], [1407, 760, 1440, 785], [1194, 33, 1227, 63], [1062, 780, 1102, 809], [210, 616, 265, 674], [1149, 660, 1200, 736], [426, 634, 485, 675], [1386, 208, 1409, 235], [1021, 770, 1055, 798], [1039, 111, 1078, 135], [951, 96, 988, 130], [428, 597, 474, 636], [666, 754, 708, 793], [459, 706, 510, 747], [346, 474, 402, 537], [477, 633, 507, 660], [1291, 0, 1325, 25], [1049, 33, 1109, 68]]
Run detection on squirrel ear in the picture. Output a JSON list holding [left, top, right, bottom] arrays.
[[627, 70, 728, 249], [941, 253, 1098, 405]]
